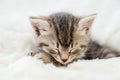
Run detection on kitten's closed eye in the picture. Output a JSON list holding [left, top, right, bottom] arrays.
[[71, 49, 80, 54], [48, 49, 58, 54], [39, 43, 49, 47], [80, 45, 87, 48], [70, 45, 87, 54]]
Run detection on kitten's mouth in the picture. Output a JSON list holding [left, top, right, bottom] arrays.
[[58, 59, 72, 65], [57, 60, 68, 65], [52, 57, 69, 65]]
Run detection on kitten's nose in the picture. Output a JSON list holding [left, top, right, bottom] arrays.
[[62, 58, 68, 62], [61, 55, 68, 62]]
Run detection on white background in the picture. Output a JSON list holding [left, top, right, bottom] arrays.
[[0, 0, 120, 80]]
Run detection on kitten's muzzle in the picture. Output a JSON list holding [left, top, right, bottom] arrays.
[[60, 54, 69, 63], [61, 58, 68, 62]]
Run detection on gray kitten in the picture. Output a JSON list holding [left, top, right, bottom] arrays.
[[28, 12, 119, 67]]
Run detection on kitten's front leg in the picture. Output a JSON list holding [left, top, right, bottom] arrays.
[[27, 47, 40, 56], [103, 53, 116, 59], [34, 53, 52, 63], [28, 51, 52, 63], [28, 51, 68, 67], [28, 50, 37, 56]]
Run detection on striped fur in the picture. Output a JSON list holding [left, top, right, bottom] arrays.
[[29, 12, 120, 67], [29, 12, 96, 66], [49, 12, 79, 47]]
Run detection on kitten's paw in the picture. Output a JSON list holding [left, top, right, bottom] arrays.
[[104, 53, 116, 59], [27, 51, 35, 56], [35, 53, 52, 63]]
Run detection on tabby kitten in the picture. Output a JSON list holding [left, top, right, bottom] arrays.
[[28, 12, 119, 67], [28, 12, 95, 66]]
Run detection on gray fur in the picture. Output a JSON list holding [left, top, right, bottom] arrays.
[[49, 12, 79, 47], [29, 12, 119, 67]]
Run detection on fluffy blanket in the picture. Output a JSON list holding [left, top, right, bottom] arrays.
[[0, 0, 120, 80]]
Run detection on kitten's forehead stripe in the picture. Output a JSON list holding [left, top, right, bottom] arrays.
[[49, 12, 78, 47]]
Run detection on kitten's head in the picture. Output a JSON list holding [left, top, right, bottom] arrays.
[[30, 12, 95, 65]]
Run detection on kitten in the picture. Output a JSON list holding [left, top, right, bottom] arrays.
[[28, 12, 95, 66], [28, 12, 119, 67]]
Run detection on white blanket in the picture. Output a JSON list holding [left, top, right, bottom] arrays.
[[0, 0, 120, 80]]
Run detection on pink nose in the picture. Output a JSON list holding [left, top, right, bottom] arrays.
[[61, 58, 68, 62], [61, 55, 68, 62]]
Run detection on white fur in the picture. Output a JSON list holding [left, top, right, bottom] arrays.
[[91, 0, 120, 52], [0, 0, 120, 80]]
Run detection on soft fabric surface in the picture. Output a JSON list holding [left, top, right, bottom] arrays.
[[0, 0, 120, 80]]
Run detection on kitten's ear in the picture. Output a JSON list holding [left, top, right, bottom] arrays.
[[78, 14, 96, 33], [30, 17, 50, 36]]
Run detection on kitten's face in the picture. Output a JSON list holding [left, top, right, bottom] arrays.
[[36, 28, 90, 65], [30, 13, 95, 65]]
